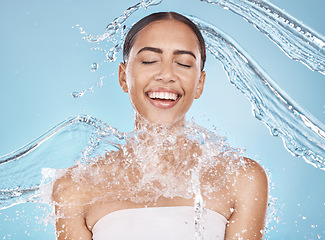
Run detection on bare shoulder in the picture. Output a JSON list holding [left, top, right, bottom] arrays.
[[223, 157, 269, 239], [52, 170, 74, 202], [230, 156, 269, 214], [51, 156, 113, 206], [205, 156, 268, 200], [52, 167, 94, 239], [51, 167, 90, 207], [235, 157, 268, 191], [202, 156, 267, 184]]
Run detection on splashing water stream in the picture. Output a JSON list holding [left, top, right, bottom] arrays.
[[1, 0, 324, 239], [201, 0, 325, 75], [189, 15, 325, 169]]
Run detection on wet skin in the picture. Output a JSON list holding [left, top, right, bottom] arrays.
[[53, 19, 268, 240]]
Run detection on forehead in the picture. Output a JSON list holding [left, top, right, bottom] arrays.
[[131, 20, 201, 54]]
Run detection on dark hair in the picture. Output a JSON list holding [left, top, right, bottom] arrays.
[[123, 12, 206, 71]]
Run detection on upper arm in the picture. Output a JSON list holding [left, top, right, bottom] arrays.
[[52, 174, 92, 240], [225, 159, 269, 240]]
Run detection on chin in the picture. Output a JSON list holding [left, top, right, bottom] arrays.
[[134, 111, 186, 129]]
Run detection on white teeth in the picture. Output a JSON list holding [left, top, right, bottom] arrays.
[[148, 92, 178, 101]]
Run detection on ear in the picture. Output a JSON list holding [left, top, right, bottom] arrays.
[[119, 62, 128, 93], [195, 71, 206, 99]]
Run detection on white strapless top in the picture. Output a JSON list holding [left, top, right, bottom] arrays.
[[92, 206, 227, 240]]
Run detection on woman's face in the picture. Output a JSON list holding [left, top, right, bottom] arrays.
[[119, 19, 206, 125]]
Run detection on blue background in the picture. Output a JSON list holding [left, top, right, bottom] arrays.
[[0, 0, 324, 239]]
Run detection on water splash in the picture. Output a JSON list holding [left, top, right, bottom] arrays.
[[0, 114, 245, 240], [46, 117, 243, 240], [189, 15, 325, 169], [83, 0, 162, 43], [80, 0, 162, 62], [192, 165, 205, 240], [201, 0, 325, 75], [71, 75, 107, 98], [0, 115, 125, 209], [70, 0, 162, 98]]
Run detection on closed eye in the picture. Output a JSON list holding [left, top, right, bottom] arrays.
[[142, 61, 157, 65], [177, 62, 192, 68]]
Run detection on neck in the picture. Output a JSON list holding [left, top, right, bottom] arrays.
[[133, 112, 186, 134]]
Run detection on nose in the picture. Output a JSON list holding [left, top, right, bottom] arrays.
[[155, 61, 177, 82]]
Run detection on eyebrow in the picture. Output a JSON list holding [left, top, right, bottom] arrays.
[[137, 47, 162, 55], [173, 50, 196, 59], [137, 47, 197, 59]]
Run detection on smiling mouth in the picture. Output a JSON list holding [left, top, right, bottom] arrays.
[[147, 91, 180, 101], [146, 91, 181, 109]]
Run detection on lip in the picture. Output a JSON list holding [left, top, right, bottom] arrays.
[[145, 87, 182, 109]]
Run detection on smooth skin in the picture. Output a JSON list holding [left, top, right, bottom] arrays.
[[119, 20, 206, 126], [52, 19, 268, 240]]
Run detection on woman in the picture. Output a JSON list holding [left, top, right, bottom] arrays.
[[52, 12, 268, 240]]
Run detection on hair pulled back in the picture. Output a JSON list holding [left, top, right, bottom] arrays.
[[123, 12, 206, 71]]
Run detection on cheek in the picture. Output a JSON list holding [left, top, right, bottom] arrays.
[[126, 77, 133, 90], [183, 73, 201, 89], [125, 68, 137, 89]]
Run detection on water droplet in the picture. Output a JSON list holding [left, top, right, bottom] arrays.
[[71, 91, 85, 98], [270, 128, 279, 136], [91, 63, 99, 72], [106, 50, 117, 62]]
